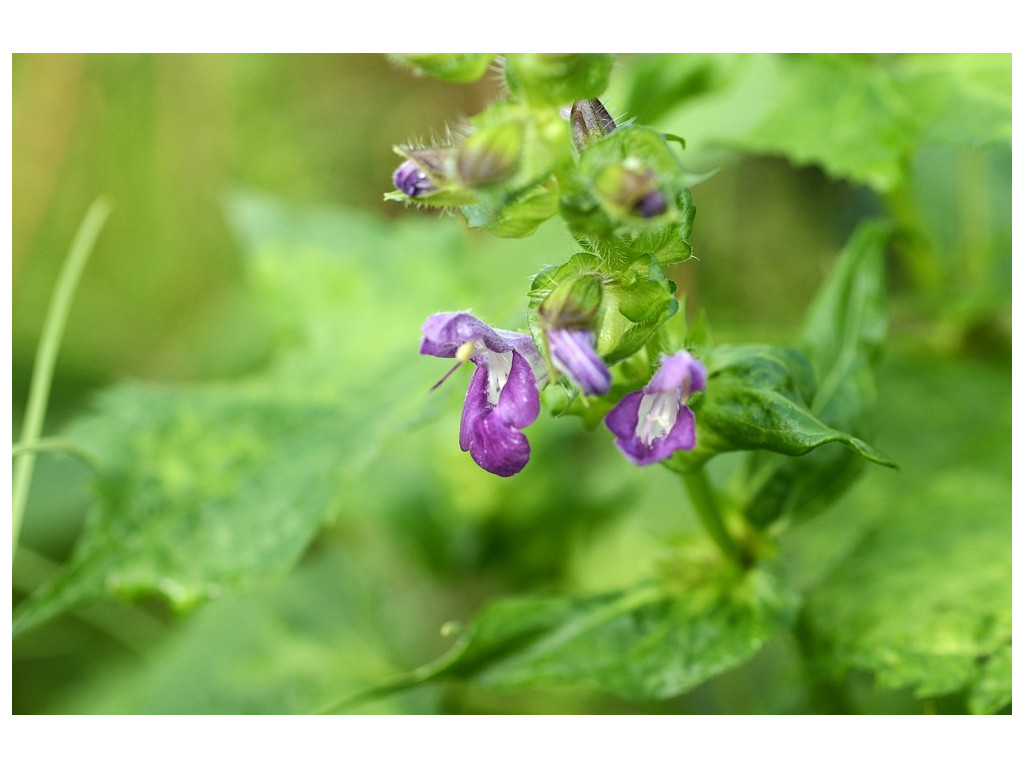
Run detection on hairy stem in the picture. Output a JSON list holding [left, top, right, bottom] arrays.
[[12, 198, 112, 554]]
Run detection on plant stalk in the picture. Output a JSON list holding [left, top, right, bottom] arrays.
[[680, 467, 744, 567], [12, 198, 112, 554]]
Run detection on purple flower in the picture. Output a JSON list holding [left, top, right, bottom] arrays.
[[548, 326, 611, 396], [393, 160, 438, 198], [421, 312, 543, 477], [605, 351, 707, 465]]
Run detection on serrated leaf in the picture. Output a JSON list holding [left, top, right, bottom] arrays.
[[803, 471, 1010, 710], [645, 53, 1011, 192], [793, 354, 1011, 712], [359, 559, 796, 703]]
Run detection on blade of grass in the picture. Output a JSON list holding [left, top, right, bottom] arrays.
[[12, 198, 113, 554]]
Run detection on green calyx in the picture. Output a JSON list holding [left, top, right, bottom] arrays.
[[530, 252, 678, 366], [457, 120, 526, 188], [538, 273, 604, 329]]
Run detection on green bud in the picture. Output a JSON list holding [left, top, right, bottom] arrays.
[[595, 160, 667, 219], [538, 272, 604, 329], [386, 146, 477, 207], [389, 53, 495, 83], [504, 53, 614, 106], [401, 146, 457, 179], [570, 98, 617, 151], [457, 120, 526, 188]]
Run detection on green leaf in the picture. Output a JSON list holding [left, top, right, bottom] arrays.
[[641, 53, 1011, 192], [739, 220, 895, 528], [45, 539, 430, 714], [790, 353, 1011, 712], [802, 471, 1010, 711], [462, 182, 560, 238], [673, 344, 895, 472], [14, 192, 510, 636], [356, 557, 796, 703], [529, 253, 678, 369]]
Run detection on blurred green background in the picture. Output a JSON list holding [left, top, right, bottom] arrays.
[[12, 53, 1011, 714]]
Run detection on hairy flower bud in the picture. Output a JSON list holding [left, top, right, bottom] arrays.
[[390, 146, 462, 201], [392, 160, 437, 198], [537, 273, 610, 396], [595, 161, 668, 219], [538, 273, 603, 329], [570, 98, 617, 152], [457, 120, 525, 188]]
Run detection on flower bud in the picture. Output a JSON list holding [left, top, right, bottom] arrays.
[[390, 146, 460, 200], [392, 160, 437, 198], [537, 274, 611, 396], [457, 120, 525, 188], [595, 161, 668, 219], [570, 98, 617, 152], [538, 273, 604, 329]]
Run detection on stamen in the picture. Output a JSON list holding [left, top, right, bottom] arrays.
[[430, 340, 479, 391], [431, 360, 465, 391]]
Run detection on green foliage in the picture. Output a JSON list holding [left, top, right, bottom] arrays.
[[732, 220, 894, 529], [791, 354, 1011, 713], [14, 192, 513, 636], [529, 252, 679, 366], [622, 53, 1011, 192], [44, 538, 433, 714], [14, 53, 1010, 715], [504, 54, 614, 106], [388, 53, 495, 83], [344, 554, 796, 706], [676, 343, 893, 471]]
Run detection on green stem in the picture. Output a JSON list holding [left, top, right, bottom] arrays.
[[12, 198, 112, 554], [12, 437, 102, 471], [680, 468, 743, 567]]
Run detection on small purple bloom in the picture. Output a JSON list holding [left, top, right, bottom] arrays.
[[421, 312, 543, 477], [548, 326, 611, 395], [605, 351, 707, 466], [393, 160, 438, 197]]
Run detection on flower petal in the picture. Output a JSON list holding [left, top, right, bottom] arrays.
[[459, 364, 489, 452], [458, 351, 538, 476], [648, 351, 706, 395], [495, 350, 541, 428], [606, 394, 697, 466], [548, 327, 611, 395], [421, 312, 503, 358], [420, 312, 540, 366], [467, 409, 533, 477]]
